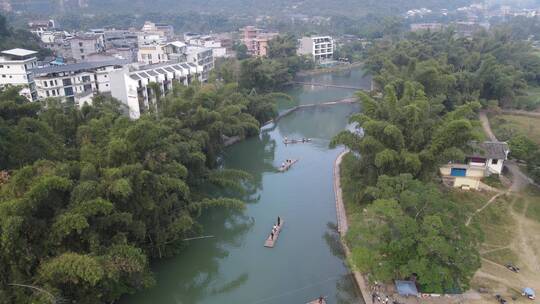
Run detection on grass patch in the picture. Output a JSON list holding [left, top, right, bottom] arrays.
[[483, 248, 518, 266], [515, 86, 540, 110], [482, 175, 504, 189], [522, 190, 540, 222], [512, 197, 526, 214], [447, 189, 492, 215], [491, 114, 540, 144], [473, 197, 515, 247]]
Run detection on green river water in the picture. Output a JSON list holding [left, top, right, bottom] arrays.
[[121, 67, 372, 304]]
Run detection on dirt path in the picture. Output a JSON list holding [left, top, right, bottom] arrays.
[[478, 112, 536, 191], [465, 191, 506, 226], [479, 111, 497, 141]]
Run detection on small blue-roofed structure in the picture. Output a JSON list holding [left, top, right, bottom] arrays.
[[395, 280, 418, 297]]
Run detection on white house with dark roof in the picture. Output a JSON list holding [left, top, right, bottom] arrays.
[[110, 61, 202, 119], [466, 141, 510, 175], [440, 141, 510, 190]]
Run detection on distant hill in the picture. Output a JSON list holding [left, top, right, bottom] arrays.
[[11, 0, 473, 16]]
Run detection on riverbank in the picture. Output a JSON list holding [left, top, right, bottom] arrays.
[[297, 62, 364, 77], [333, 150, 372, 304]]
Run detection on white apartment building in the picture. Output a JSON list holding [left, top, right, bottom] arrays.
[[137, 21, 174, 46], [186, 46, 214, 81], [32, 60, 128, 106], [110, 61, 202, 119], [0, 48, 39, 101], [137, 41, 187, 65], [297, 36, 334, 62], [186, 35, 228, 58]]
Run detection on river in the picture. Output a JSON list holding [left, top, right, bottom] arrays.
[[121, 67, 371, 304]]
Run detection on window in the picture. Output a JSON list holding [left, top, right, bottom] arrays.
[[79, 42, 83, 47], [0, 65, 3, 68], [52, 90, 56, 96], [1, 75, 5, 78], [81, 55, 85, 60], [43, 81, 48, 87], [80, 48, 84, 53], [49, 80, 54, 86], [46, 91, 50, 97], [62, 78, 72, 86], [492, 159, 498, 165], [64, 87, 74, 96]]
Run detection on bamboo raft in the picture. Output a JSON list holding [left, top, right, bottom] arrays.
[[264, 220, 284, 248], [307, 298, 327, 304], [278, 159, 299, 172], [283, 138, 312, 144]]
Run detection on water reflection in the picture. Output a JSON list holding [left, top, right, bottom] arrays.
[[121, 67, 370, 304], [278, 104, 361, 141]]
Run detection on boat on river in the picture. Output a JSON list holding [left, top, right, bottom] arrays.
[[278, 159, 299, 172], [283, 138, 312, 144], [264, 220, 283, 248], [307, 297, 327, 304]]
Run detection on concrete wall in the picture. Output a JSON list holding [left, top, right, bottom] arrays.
[[454, 177, 480, 190]]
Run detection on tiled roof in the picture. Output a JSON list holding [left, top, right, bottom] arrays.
[[468, 141, 510, 160], [31, 59, 129, 75]]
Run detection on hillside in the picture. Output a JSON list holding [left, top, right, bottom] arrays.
[[11, 0, 473, 16]]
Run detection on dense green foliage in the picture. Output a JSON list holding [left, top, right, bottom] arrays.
[[347, 174, 480, 293], [13, 0, 472, 17], [365, 29, 540, 109], [333, 29, 503, 290], [238, 35, 314, 92], [332, 84, 481, 185], [0, 81, 279, 303], [334, 85, 482, 292]]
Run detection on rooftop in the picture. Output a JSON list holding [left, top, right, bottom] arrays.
[[1, 48, 38, 57], [31, 59, 129, 75], [468, 141, 510, 160]]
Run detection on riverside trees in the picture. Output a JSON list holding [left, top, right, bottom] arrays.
[[365, 29, 540, 109], [0, 82, 278, 303], [333, 84, 483, 291]]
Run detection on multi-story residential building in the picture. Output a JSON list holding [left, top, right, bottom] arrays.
[[70, 33, 106, 62], [0, 48, 39, 100], [297, 36, 334, 62], [137, 21, 174, 46], [32, 59, 128, 106], [110, 61, 202, 119], [137, 41, 187, 65], [252, 33, 277, 57], [103, 29, 139, 49], [240, 26, 278, 57], [186, 35, 228, 58], [186, 46, 214, 81]]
